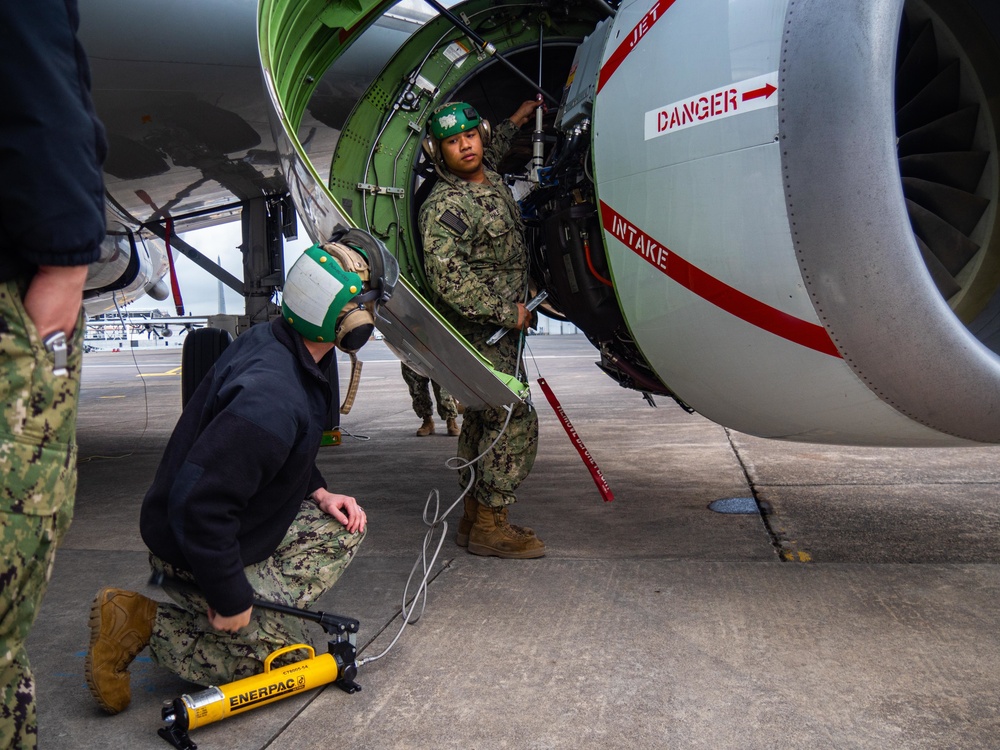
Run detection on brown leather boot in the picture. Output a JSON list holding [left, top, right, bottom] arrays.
[[457, 498, 535, 548], [455, 495, 478, 547], [416, 417, 434, 436], [446, 417, 460, 436], [467, 505, 545, 559], [85, 587, 158, 714]]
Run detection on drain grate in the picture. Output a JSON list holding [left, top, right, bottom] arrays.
[[708, 497, 758, 514]]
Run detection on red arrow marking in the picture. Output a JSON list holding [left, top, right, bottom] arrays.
[[599, 201, 841, 358], [742, 83, 777, 102]]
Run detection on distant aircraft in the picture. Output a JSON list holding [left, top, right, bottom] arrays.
[[84, 313, 208, 341], [79, 0, 1000, 446]]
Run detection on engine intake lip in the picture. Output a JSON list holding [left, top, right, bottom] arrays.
[[780, 0, 1000, 443]]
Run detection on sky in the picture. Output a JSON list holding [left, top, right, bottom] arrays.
[[128, 221, 314, 317], [127, 217, 578, 334]]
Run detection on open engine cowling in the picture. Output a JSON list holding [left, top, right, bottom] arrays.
[[263, 0, 1000, 445], [590, 0, 1000, 444]]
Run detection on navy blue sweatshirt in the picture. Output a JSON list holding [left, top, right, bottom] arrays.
[[140, 319, 334, 616], [0, 0, 106, 281]]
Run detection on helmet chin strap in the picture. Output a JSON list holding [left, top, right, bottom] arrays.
[[340, 353, 362, 415], [333, 292, 375, 417]]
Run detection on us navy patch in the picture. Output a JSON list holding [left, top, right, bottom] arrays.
[[438, 209, 469, 236]]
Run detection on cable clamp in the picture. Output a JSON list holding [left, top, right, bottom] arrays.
[[356, 183, 405, 197]]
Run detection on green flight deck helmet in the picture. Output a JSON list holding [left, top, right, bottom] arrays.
[[429, 101, 484, 140], [423, 101, 493, 168], [282, 242, 373, 353]]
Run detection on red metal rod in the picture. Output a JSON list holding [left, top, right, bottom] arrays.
[[536, 377, 614, 502]]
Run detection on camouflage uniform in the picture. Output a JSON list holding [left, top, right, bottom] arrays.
[[147, 501, 364, 685], [0, 281, 84, 748], [401, 362, 458, 420], [419, 119, 539, 508]]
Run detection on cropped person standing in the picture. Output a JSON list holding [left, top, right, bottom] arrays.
[[418, 99, 545, 559], [401, 362, 460, 436], [0, 1, 107, 746]]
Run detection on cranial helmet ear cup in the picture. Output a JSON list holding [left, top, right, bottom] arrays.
[[421, 134, 438, 163], [477, 118, 492, 148], [335, 306, 375, 353], [321, 242, 376, 353]]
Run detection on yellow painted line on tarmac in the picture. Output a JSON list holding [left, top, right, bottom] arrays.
[[768, 515, 812, 563], [781, 549, 813, 563], [98, 395, 126, 399], [138, 366, 182, 377]]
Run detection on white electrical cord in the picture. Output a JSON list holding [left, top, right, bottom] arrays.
[[358, 296, 531, 666], [356, 399, 515, 667]]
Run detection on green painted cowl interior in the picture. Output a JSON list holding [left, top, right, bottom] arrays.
[[259, 0, 602, 296]]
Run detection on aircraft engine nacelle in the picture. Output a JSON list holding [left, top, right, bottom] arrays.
[[581, 0, 1000, 445], [83, 224, 170, 315], [276, 0, 1000, 446]]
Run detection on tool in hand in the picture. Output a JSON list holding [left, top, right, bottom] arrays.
[[150, 573, 361, 750], [486, 290, 549, 346]]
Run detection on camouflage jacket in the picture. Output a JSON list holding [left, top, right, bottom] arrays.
[[419, 119, 528, 364]]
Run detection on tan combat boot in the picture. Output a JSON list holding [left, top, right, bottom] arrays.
[[457, 497, 535, 548], [85, 587, 158, 714], [446, 417, 460, 436], [455, 495, 479, 547], [416, 417, 434, 436], [467, 505, 545, 559]]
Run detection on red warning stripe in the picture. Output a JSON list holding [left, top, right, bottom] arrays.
[[597, 0, 679, 93], [599, 201, 841, 358]]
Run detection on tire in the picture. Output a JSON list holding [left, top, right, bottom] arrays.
[[181, 327, 232, 407]]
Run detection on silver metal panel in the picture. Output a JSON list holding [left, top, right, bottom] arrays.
[[599, 144, 955, 443], [593, 0, 964, 444], [594, 0, 784, 182], [374, 283, 527, 409], [781, 0, 1000, 443], [556, 18, 613, 131]]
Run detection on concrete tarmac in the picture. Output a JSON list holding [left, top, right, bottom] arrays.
[[27, 334, 1000, 749]]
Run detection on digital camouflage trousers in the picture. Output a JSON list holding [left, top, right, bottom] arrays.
[[458, 399, 538, 508], [0, 279, 84, 750], [401, 362, 457, 420], [148, 500, 365, 686]]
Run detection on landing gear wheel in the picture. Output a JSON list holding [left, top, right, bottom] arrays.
[[181, 327, 232, 406]]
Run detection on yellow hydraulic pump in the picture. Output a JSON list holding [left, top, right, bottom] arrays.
[[157, 599, 361, 750]]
